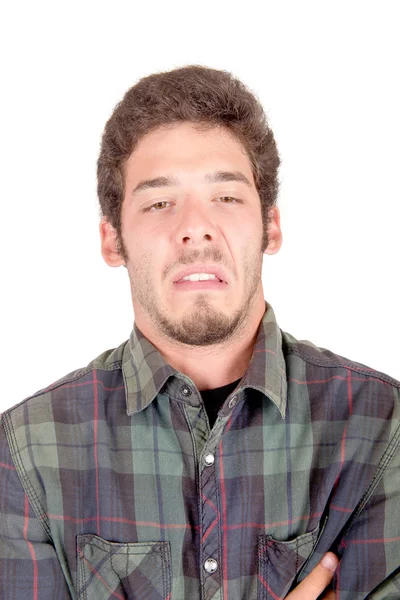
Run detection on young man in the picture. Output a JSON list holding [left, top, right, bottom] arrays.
[[0, 65, 398, 599]]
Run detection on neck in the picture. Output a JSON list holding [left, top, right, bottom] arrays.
[[135, 294, 266, 392]]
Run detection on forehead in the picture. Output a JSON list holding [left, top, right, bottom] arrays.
[[125, 122, 254, 181]]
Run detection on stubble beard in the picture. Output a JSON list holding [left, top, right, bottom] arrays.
[[119, 231, 267, 348]]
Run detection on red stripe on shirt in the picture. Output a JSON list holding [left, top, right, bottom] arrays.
[[219, 415, 233, 599], [24, 494, 38, 600], [93, 370, 100, 534], [258, 572, 282, 600]]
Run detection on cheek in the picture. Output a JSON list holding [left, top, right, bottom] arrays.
[[133, 243, 169, 285], [231, 217, 261, 249], [129, 214, 169, 247], [123, 215, 158, 253], [239, 236, 264, 271]]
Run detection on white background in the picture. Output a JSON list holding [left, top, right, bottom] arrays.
[[1, 1, 399, 412]]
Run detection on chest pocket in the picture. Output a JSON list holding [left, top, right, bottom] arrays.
[[76, 533, 171, 600], [258, 522, 321, 600]]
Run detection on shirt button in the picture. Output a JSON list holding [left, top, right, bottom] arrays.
[[181, 386, 192, 397], [204, 558, 218, 573], [228, 395, 238, 409], [204, 453, 215, 466]]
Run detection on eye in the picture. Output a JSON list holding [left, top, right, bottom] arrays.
[[143, 201, 170, 213], [216, 196, 240, 204]]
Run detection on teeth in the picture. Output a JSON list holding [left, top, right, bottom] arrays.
[[181, 273, 219, 282]]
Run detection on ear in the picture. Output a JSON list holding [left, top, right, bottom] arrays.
[[99, 217, 125, 267], [264, 206, 283, 256]]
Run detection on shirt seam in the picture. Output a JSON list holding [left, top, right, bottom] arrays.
[[0, 361, 123, 420], [180, 403, 204, 598], [215, 417, 230, 600], [341, 421, 400, 541], [286, 347, 400, 389], [1, 413, 53, 541]]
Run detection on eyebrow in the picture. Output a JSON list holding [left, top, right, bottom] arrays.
[[131, 170, 253, 197], [204, 170, 252, 187]]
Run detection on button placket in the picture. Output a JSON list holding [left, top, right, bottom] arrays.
[[199, 429, 223, 594], [199, 400, 241, 592]]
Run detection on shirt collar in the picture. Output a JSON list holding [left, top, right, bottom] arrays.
[[122, 300, 287, 418]]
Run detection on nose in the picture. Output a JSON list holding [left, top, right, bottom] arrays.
[[174, 197, 218, 247]]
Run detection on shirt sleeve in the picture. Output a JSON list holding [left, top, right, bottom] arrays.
[[0, 418, 73, 599], [335, 428, 400, 599]]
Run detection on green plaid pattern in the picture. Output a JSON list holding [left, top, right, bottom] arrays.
[[1, 301, 399, 599]]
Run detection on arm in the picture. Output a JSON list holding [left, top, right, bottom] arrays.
[[0, 418, 73, 599], [334, 437, 400, 599]]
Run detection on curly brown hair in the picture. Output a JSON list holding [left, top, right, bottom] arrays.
[[97, 64, 280, 254]]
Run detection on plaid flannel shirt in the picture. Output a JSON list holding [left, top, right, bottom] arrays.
[[1, 301, 399, 599]]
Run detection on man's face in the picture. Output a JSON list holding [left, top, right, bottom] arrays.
[[102, 122, 280, 347]]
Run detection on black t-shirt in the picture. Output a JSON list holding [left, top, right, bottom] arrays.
[[199, 378, 242, 428]]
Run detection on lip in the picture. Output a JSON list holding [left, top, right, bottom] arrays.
[[173, 279, 228, 291], [172, 265, 228, 284]]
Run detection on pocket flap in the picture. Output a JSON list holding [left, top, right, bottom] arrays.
[[76, 533, 171, 600], [258, 524, 320, 599]]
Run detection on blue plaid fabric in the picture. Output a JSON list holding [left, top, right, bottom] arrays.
[[1, 301, 399, 599]]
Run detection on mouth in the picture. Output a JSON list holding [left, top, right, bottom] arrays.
[[173, 279, 228, 291], [172, 266, 228, 288]]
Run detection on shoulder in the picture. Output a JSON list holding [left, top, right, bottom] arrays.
[[281, 329, 400, 389], [0, 339, 128, 426], [281, 329, 400, 427]]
